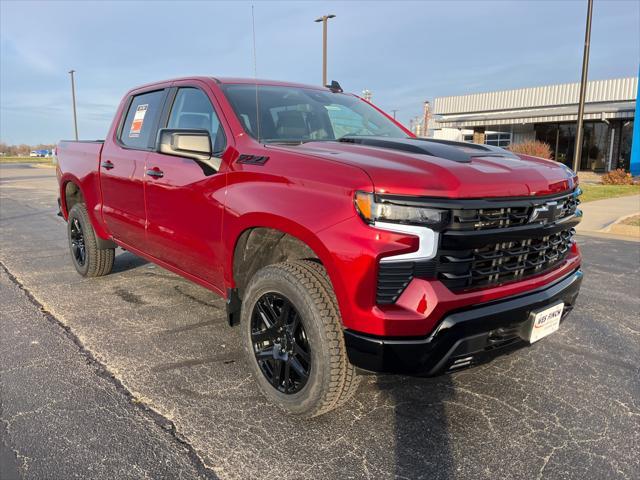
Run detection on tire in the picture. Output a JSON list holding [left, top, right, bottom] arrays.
[[67, 203, 114, 277], [241, 260, 360, 417]]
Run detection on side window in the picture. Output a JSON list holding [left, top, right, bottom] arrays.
[[119, 90, 165, 149], [168, 88, 227, 155]]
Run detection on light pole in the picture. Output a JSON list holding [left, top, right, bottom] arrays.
[[69, 69, 79, 140], [391, 109, 398, 119], [314, 14, 336, 87], [572, 0, 593, 172]]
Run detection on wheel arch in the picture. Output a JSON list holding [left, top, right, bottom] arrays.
[[61, 179, 85, 219], [226, 214, 347, 326], [59, 173, 115, 249]]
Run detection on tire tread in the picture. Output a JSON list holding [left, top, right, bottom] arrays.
[[68, 203, 114, 277], [246, 260, 360, 417]]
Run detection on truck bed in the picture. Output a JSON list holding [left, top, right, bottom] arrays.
[[57, 140, 104, 180], [56, 140, 107, 226]]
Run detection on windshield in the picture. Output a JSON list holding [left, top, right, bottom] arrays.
[[222, 84, 407, 143]]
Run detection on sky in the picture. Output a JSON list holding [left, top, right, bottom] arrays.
[[1, 0, 638, 145]]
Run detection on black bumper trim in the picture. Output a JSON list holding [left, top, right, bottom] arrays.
[[344, 269, 583, 375]]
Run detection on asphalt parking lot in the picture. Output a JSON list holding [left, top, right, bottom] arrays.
[[1, 163, 639, 480]]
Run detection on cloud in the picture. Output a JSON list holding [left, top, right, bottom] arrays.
[[1, 0, 637, 143], [1, 35, 58, 75]]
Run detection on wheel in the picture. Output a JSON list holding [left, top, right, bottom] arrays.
[[241, 260, 360, 417], [67, 203, 114, 277]]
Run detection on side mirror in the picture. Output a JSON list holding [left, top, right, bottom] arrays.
[[157, 128, 211, 158], [156, 128, 221, 173]]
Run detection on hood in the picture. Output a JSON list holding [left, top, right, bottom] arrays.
[[271, 139, 576, 198]]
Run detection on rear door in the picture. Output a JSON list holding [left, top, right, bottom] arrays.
[[100, 88, 167, 247], [143, 83, 229, 291]]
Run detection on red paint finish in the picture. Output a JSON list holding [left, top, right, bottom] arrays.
[[56, 141, 111, 240], [275, 142, 578, 198], [143, 149, 229, 289], [57, 76, 582, 339], [99, 141, 147, 247]]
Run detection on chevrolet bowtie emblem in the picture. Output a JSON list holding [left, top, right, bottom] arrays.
[[529, 201, 559, 224]]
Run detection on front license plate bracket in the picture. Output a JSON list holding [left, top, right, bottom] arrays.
[[528, 302, 564, 343]]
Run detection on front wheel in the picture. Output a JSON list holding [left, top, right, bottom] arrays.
[[67, 203, 114, 277], [241, 260, 360, 417]]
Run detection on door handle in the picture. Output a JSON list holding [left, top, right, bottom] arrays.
[[146, 167, 164, 179], [100, 160, 114, 170]]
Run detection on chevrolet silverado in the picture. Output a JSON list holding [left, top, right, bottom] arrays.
[[57, 77, 583, 417]]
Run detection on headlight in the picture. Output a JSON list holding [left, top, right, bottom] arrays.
[[354, 191, 449, 230]]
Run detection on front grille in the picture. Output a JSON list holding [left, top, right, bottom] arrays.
[[452, 206, 530, 230], [375, 189, 581, 303], [558, 194, 580, 219], [437, 229, 575, 291], [450, 194, 579, 231]]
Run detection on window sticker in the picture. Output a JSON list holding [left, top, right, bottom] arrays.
[[129, 104, 148, 137]]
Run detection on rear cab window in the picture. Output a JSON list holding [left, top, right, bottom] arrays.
[[119, 89, 165, 149]]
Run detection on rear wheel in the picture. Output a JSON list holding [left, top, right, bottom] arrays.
[[67, 203, 114, 277], [241, 260, 360, 417]]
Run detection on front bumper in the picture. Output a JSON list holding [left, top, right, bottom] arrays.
[[344, 268, 582, 375]]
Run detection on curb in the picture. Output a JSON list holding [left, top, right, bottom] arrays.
[[600, 212, 640, 233], [576, 230, 640, 242]]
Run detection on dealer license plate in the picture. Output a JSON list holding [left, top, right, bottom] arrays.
[[528, 303, 564, 343]]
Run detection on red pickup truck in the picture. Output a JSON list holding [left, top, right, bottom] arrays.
[[57, 77, 583, 417]]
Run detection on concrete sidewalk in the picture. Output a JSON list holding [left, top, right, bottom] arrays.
[[576, 194, 640, 233]]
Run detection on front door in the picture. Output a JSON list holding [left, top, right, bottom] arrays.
[[143, 85, 229, 291], [100, 89, 166, 247]]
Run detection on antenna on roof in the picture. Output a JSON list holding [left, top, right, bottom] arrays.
[[251, 5, 262, 143], [327, 80, 343, 93]]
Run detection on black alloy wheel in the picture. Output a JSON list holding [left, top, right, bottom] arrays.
[[69, 217, 86, 266], [241, 261, 361, 416], [66, 203, 115, 277], [251, 292, 311, 394]]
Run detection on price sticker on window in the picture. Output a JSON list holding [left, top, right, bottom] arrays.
[[129, 104, 148, 138]]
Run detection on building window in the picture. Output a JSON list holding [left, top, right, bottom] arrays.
[[462, 132, 511, 147], [485, 132, 511, 147], [534, 121, 613, 171], [535, 123, 573, 167], [581, 122, 610, 172], [616, 120, 634, 170]]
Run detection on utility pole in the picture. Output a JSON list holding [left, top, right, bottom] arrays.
[[391, 109, 398, 120], [572, 0, 593, 172], [314, 14, 336, 87], [69, 70, 79, 140], [422, 101, 431, 136]]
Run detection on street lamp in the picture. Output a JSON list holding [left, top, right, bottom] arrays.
[[572, 0, 593, 172], [68, 70, 79, 141], [314, 14, 336, 87]]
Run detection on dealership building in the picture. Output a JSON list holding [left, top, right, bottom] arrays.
[[431, 77, 637, 172]]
